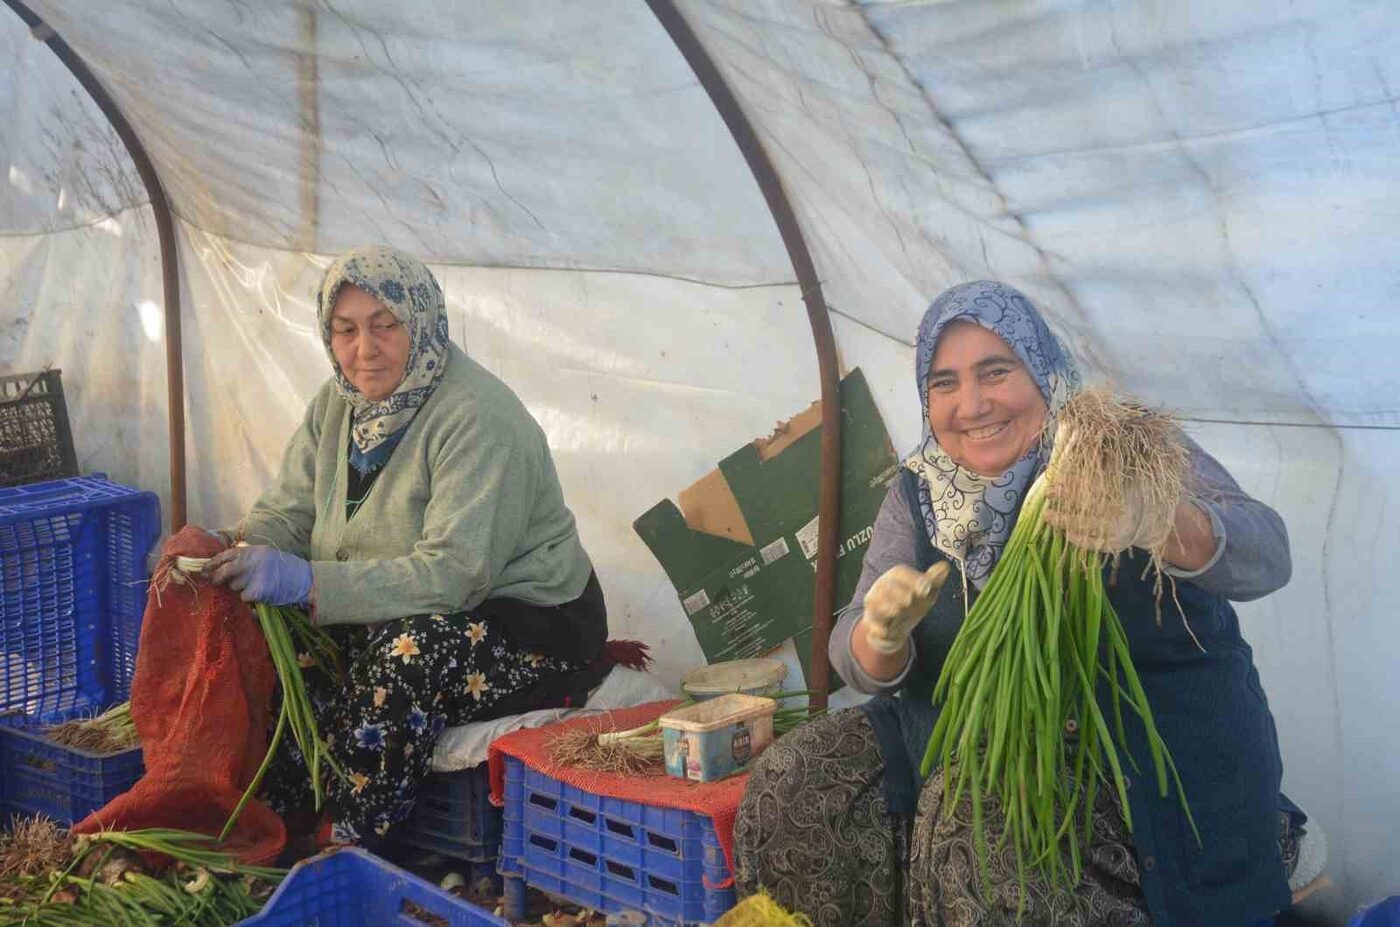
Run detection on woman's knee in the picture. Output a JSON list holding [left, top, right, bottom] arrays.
[[747, 707, 862, 781]]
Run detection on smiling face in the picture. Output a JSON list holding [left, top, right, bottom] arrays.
[[926, 320, 1049, 477], [328, 284, 411, 402]]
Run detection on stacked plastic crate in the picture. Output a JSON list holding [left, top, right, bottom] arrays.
[[498, 756, 737, 926], [0, 475, 160, 823], [392, 763, 504, 893]]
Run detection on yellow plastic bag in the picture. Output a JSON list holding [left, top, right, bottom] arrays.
[[713, 890, 813, 927]]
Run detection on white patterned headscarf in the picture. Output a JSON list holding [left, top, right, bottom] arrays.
[[317, 246, 451, 474], [905, 281, 1081, 587]]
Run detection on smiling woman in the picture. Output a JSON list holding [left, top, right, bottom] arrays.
[[734, 281, 1300, 927], [924, 320, 1048, 478]]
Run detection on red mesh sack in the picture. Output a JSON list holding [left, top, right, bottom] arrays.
[[73, 526, 286, 865]]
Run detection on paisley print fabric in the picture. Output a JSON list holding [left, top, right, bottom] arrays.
[[908, 765, 1150, 927], [735, 711, 1302, 925], [734, 709, 906, 927]]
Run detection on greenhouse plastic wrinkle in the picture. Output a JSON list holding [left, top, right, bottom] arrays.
[[73, 527, 285, 865]]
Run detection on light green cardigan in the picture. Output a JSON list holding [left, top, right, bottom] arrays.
[[237, 344, 594, 626]]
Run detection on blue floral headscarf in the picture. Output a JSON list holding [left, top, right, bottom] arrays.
[[317, 246, 451, 475], [905, 281, 1081, 586]]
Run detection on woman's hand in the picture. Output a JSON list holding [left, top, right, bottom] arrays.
[[1045, 488, 1218, 571], [859, 561, 952, 654], [204, 545, 314, 605], [1044, 483, 1157, 553]]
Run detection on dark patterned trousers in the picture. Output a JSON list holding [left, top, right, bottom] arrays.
[[260, 611, 576, 844], [735, 708, 1302, 927]]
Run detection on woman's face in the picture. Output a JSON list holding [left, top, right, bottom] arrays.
[[926, 320, 1048, 477], [329, 284, 411, 402]]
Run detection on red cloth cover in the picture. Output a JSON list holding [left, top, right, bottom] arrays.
[[488, 700, 748, 887], [73, 527, 286, 865]]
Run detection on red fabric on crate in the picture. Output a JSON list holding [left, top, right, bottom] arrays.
[[73, 527, 285, 865], [488, 700, 747, 888]]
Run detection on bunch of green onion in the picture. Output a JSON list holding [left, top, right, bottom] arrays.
[[45, 702, 139, 754], [920, 390, 1198, 902], [551, 692, 821, 775], [220, 604, 344, 843], [0, 828, 282, 926]]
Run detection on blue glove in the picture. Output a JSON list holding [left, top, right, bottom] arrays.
[[205, 545, 313, 606]]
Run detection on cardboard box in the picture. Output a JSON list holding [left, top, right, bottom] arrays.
[[633, 369, 899, 686]]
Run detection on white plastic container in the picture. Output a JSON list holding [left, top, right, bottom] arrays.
[[680, 658, 787, 701], [660, 693, 776, 782]]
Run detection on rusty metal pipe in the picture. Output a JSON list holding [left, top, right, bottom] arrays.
[[3, 0, 187, 530], [645, 0, 842, 710]]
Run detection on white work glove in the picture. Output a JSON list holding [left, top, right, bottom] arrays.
[[1042, 420, 1173, 554], [860, 561, 952, 654], [1044, 482, 1162, 553]]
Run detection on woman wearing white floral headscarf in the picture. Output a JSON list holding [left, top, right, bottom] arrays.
[[202, 246, 614, 849], [735, 281, 1303, 927]]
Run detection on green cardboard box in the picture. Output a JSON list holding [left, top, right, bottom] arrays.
[[633, 369, 900, 685]]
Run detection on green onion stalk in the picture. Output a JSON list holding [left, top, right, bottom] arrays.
[[219, 604, 345, 844], [0, 829, 283, 927], [44, 702, 139, 754], [551, 691, 823, 775], [920, 404, 1198, 905]]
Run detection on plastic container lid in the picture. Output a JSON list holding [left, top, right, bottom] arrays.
[[681, 658, 788, 697], [659, 693, 776, 733]]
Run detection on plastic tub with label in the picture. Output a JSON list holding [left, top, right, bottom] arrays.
[[659, 693, 775, 782]]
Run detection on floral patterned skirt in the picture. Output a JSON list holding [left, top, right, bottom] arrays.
[[260, 610, 578, 844]]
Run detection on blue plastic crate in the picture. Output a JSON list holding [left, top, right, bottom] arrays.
[[0, 711, 143, 824], [499, 757, 735, 926], [393, 762, 503, 863], [1349, 897, 1400, 927], [235, 847, 508, 926], [0, 475, 159, 720]]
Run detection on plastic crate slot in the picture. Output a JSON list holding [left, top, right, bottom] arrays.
[[528, 792, 558, 812], [646, 874, 681, 898], [402, 898, 455, 925], [603, 817, 635, 840], [567, 847, 597, 868], [567, 805, 597, 826], [604, 859, 637, 883], [528, 833, 558, 853], [20, 752, 56, 772], [646, 832, 679, 854]]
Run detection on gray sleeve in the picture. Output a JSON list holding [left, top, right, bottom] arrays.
[[829, 475, 923, 695], [1162, 434, 1292, 601]]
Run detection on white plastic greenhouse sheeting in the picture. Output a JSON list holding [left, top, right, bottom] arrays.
[[1, 0, 1396, 918]]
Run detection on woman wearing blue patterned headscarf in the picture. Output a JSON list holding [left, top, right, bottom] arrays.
[[317, 246, 453, 478], [735, 281, 1303, 927], [201, 246, 618, 852], [903, 280, 1080, 586]]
